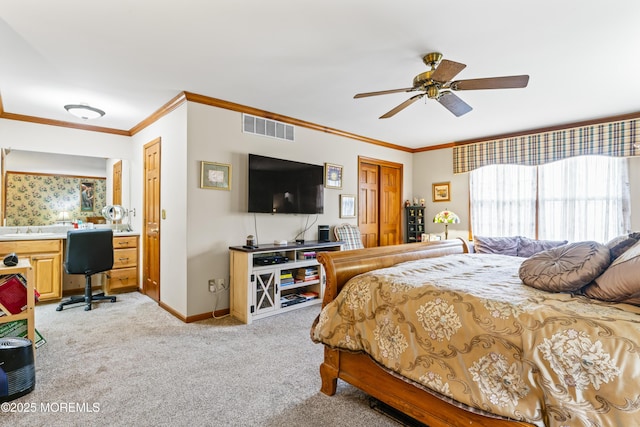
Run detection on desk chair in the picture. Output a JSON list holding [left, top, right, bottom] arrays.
[[333, 223, 365, 251], [56, 228, 116, 311]]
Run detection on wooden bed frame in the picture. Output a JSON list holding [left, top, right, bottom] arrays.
[[316, 239, 535, 427]]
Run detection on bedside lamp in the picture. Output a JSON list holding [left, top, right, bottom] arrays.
[[433, 209, 460, 240]]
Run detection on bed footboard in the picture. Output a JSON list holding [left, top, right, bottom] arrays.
[[315, 239, 534, 427]]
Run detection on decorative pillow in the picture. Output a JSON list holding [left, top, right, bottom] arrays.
[[473, 236, 519, 256], [517, 236, 568, 258], [519, 241, 611, 292], [605, 232, 640, 262], [583, 240, 640, 305]]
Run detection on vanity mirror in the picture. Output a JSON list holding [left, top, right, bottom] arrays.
[[1, 150, 130, 227], [102, 205, 135, 232]]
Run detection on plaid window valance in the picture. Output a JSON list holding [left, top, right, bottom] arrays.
[[453, 118, 639, 174]]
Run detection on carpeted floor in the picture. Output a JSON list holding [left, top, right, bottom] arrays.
[[3, 292, 402, 426]]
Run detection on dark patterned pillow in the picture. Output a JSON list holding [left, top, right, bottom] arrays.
[[517, 236, 568, 258], [605, 232, 640, 262], [519, 241, 611, 292], [473, 236, 519, 256]]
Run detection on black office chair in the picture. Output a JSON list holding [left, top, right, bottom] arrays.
[[56, 228, 117, 311]]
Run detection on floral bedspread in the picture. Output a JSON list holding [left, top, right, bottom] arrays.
[[311, 253, 640, 427]]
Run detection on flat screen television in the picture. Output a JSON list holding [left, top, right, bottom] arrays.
[[248, 154, 324, 214]]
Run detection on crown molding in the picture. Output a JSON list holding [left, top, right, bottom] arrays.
[[182, 92, 412, 153], [2, 91, 638, 154]]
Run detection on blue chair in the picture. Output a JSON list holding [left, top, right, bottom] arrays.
[[56, 229, 116, 311]]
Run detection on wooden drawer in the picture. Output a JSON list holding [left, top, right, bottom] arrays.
[[113, 236, 137, 249], [0, 239, 62, 254], [113, 247, 137, 269], [107, 267, 138, 292]]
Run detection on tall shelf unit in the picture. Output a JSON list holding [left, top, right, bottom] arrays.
[[405, 206, 426, 243], [0, 260, 35, 349], [229, 241, 342, 324]]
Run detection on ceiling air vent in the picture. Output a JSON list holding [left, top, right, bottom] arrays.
[[242, 114, 294, 141]]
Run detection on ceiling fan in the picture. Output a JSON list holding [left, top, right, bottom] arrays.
[[354, 52, 529, 118]]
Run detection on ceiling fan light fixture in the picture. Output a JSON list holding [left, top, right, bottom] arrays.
[[427, 85, 440, 99], [64, 104, 105, 120], [354, 52, 529, 119]]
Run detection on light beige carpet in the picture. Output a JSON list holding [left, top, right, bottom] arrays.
[[3, 292, 400, 426]]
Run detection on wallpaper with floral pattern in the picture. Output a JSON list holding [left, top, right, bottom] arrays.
[[5, 172, 106, 226]]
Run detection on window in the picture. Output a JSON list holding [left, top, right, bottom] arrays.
[[470, 156, 630, 242], [469, 164, 536, 237]]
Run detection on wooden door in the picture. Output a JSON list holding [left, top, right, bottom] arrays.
[[112, 160, 122, 206], [358, 162, 379, 248], [379, 165, 402, 245], [358, 157, 403, 248], [143, 138, 161, 302]]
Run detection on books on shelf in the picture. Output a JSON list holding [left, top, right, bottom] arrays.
[[0, 274, 29, 315], [297, 251, 317, 260], [280, 293, 307, 307], [299, 291, 319, 301], [279, 270, 295, 286], [295, 266, 319, 282]]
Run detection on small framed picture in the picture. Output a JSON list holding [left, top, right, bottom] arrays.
[[80, 181, 95, 212], [339, 194, 356, 218], [324, 163, 343, 189], [432, 182, 450, 202], [200, 161, 231, 190]]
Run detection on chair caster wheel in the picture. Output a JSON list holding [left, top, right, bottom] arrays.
[[84, 305, 92, 311], [56, 306, 63, 311], [110, 297, 117, 303]]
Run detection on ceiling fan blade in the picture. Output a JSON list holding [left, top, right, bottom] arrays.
[[452, 75, 530, 90], [431, 59, 467, 83], [437, 91, 472, 117], [380, 93, 424, 119], [354, 87, 415, 98]]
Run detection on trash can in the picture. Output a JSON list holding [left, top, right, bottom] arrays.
[[0, 337, 35, 402]]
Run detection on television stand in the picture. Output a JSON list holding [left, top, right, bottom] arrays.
[[229, 240, 342, 324]]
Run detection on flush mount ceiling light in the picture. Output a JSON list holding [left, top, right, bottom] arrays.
[[63, 104, 105, 120]]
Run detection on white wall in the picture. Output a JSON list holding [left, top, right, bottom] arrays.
[[412, 149, 470, 240], [5, 150, 107, 177], [131, 104, 189, 315], [0, 119, 132, 159], [184, 102, 414, 317], [413, 148, 640, 240]]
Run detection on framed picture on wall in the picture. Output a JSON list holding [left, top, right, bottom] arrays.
[[324, 163, 343, 189], [339, 194, 356, 218], [80, 182, 94, 211], [200, 161, 231, 190], [432, 182, 451, 202]]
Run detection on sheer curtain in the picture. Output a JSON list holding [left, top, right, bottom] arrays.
[[470, 156, 630, 242], [538, 156, 630, 242], [469, 164, 537, 237]]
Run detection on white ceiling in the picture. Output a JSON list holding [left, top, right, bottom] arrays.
[[1, 1, 639, 150]]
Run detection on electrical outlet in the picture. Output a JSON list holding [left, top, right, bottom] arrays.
[[216, 278, 225, 291], [208, 279, 216, 292]]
